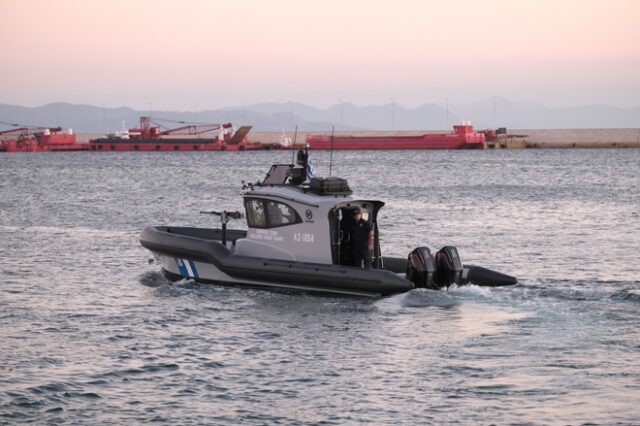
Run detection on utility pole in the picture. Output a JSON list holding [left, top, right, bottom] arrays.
[[390, 98, 395, 131], [492, 96, 496, 128], [289, 101, 293, 129], [445, 98, 449, 129]]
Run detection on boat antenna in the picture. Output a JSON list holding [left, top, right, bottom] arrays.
[[329, 125, 335, 176], [291, 125, 298, 164]]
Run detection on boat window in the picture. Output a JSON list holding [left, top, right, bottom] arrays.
[[246, 199, 266, 227], [245, 198, 301, 228], [266, 200, 299, 227]]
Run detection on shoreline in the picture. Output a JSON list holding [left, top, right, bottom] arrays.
[[14, 128, 640, 149], [249, 128, 640, 149]]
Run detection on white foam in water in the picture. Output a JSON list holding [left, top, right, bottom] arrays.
[[447, 283, 493, 297], [138, 270, 172, 287], [401, 288, 460, 308]]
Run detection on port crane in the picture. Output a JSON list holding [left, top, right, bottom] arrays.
[[0, 121, 81, 152], [128, 116, 233, 139], [0, 122, 62, 139]]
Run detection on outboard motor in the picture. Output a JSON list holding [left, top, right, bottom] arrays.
[[434, 246, 463, 286], [406, 247, 436, 289], [406, 246, 464, 289]]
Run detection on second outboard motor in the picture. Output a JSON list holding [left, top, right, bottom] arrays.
[[435, 246, 463, 286], [406, 247, 437, 289]]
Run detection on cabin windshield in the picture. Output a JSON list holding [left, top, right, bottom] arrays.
[[245, 197, 301, 229], [245, 199, 266, 227], [262, 164, 291, 185]]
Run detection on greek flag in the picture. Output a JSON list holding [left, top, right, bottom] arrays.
[[307, 158, 315, 180]]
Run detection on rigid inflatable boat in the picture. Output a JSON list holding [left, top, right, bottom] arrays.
[[140, 150, 517, 297]]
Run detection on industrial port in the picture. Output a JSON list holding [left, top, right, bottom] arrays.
[[1, 118, 639, 153]]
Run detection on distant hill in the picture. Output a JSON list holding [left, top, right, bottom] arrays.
[[1, 99, 638, 133]]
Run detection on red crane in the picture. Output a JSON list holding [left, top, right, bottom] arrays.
[[0, 122, 62, 138], [128, 116, 233, 139], [0, 122, 81, 152]]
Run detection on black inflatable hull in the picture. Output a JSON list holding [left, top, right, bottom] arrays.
[[140, 226, 415, 297], [140, 226, 517, 297]]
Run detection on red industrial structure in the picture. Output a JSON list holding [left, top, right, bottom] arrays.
[[0, 122, 87, 152], [304, 123, 486, 150], [90, 117, 261, 151]]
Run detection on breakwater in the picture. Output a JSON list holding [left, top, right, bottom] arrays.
[[518, 128, 640, 148]]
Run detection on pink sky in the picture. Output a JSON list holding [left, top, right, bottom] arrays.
[[1, 0, 639, 110]]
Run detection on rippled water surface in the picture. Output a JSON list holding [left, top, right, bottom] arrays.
[[1, 149, 639, 424]]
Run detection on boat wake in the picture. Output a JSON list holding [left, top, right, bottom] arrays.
[[138, 270, 172, 287], [400, 288, 460, 308], [448, 283, 496, 298], [610, 288, 640, 304]]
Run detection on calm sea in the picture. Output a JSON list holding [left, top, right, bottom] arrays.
[[1, 148, 639, 425]]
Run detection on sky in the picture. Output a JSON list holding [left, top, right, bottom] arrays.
[[1, 0, 639, 110]]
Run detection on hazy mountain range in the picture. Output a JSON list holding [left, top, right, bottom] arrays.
[[1, 98, 638, 134]]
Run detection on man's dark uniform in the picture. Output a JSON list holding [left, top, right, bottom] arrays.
[[353, 218, 373, 268]]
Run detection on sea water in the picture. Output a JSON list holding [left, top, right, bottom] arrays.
[[1, 148, 639, 424]]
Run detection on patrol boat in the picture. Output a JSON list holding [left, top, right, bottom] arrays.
[[139, 149, 517, 297]]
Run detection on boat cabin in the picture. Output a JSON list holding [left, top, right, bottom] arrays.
[[235, 163, 384, 268]]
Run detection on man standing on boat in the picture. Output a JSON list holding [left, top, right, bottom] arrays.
[[353, 208, 374, 269]]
